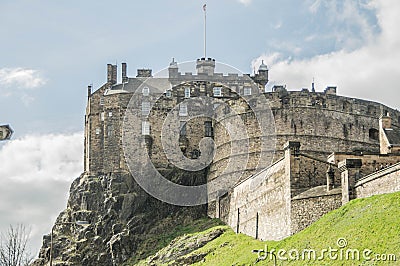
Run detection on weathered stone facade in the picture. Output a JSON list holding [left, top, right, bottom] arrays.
[[34, 57, 400, 265], [83, 58, 400, 239]]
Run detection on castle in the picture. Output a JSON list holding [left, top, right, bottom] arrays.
[[84, 57, 400, 242]]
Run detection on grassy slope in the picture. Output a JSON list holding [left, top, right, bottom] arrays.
[[190, 192, 400, 265], [134, 191, 400, 265]]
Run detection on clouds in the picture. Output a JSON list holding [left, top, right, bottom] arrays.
[[253, 0, 400, 109], [0, 68, 46, 90], [0, 67, 46, 106], [0, 132, 83, 255], [306, 0, 378, 51], [237, 0, 252, 6], [0, 132, 83, 182]]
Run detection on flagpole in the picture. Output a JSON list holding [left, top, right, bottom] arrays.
[[203, 4, 207, 58]]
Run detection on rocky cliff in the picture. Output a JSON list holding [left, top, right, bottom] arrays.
[[32, 169, 207, 266]]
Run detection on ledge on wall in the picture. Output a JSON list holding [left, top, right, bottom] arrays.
[[292, 185, 342, 201]]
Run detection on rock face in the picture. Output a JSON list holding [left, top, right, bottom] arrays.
[[32, 170, 207, 266], [140, 227, 225, 266]]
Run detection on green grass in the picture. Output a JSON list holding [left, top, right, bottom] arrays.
[[135, 191, 400, 265]]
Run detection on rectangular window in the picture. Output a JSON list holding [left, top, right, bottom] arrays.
[[142, 101, 150, 115], [180, 121, 187, 136], [142, 121, 150, 135], [244, 87, 252, 96], [184, 87, 191, 98], [108, 112, 113, 117], [213, 87, 222, 97], [179, 103, 188, 116], [95, 128, 101, 135], [100, 97, 104, 105], [100, 112, 105, 121], [142, 87, 150, 96], [205, 121, 213, 137], [107, 125, 113, 137]]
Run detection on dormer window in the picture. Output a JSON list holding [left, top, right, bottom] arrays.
[[166, 90, 172, 98], [184, 87, 191, 98], [142, 87, 150, 96], [213, 87, 222, 97]]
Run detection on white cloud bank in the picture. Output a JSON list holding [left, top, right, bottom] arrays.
[[0, 67, 46, 106], [0, 68, 46, 89], [253, 0, 400, 109], [238, 0, 252, 6], [0, 132, 83, 256], [0, 132, 83, 182]]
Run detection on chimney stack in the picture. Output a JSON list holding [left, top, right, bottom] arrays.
[[136, 69, 152, 78], [122, 63, 128, 83], [380, 112, 392, 129], [107, 64, 117, 85], [87, 85, 92, 100]]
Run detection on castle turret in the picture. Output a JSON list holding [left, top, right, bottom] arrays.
[[168, 58, 179, 79], [253, 60, 269, 91], [196, 57, 215, 75]]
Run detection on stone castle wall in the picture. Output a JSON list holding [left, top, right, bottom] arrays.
[[85, 86, 131, 175], [290, 191, 342, 234], [227, 156, 291, 240], [208, 90, 400, 212], [355, 162, 400, 199], [86, 75, 400, 179], [83, 63, 400, 243]]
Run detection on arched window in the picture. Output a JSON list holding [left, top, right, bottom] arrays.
[[369, 128, 379, 140]]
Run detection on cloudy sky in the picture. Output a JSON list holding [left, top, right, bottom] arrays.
[[0, 0, 399, 256]]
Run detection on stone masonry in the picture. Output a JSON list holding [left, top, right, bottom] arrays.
[[83, 58, 400, 240], [34, 57, 400, 265]]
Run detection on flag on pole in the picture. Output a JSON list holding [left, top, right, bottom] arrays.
[[203, 4, 206, 11]]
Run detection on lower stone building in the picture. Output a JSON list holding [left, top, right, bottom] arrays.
[[216, 114, 400, 241]]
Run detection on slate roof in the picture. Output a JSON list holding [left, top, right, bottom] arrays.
[[384, 126, 400, 146], [110, 77, 171, 94]]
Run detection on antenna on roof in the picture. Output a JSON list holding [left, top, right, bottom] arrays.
[[203, 3, 207, 58]]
